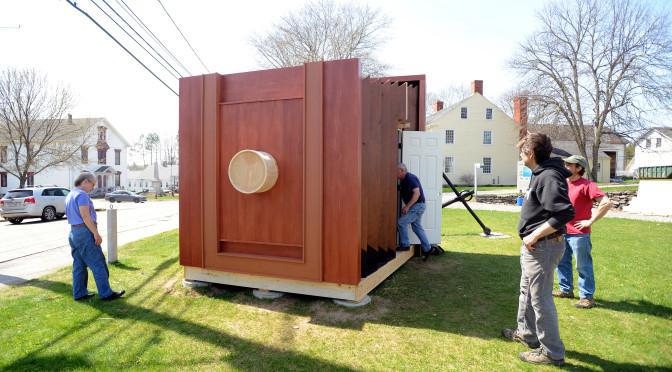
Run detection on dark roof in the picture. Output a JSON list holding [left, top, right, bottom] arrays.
[[527, 124, 628, 144], [657, 127, 672, 139], [638, 127, 672, 142], [94, 166, 117, 173]]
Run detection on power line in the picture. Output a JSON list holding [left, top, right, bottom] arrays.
[[65, 0, 178, 96], [90, 0, 181, 80], [116, 0, 192, 76], [100, 0, 185, 78], [156, 0, 210, 73]]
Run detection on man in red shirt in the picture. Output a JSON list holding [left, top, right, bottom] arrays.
[[553, 155, 612, 309]]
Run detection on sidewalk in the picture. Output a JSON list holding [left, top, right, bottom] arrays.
[[442, 193, 672, 223]]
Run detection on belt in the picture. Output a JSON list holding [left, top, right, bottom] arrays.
[[540, 232, 564, 242], [71, 223, 86, 228]]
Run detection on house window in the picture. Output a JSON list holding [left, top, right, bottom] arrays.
[[656, 138, 662, 148], [1, 172, 7, 187], [115, 149, 121, 165], [445, 130, 455, 144], [115, 171, 121, 187], [646, 139, 651, 148], [98, 149, 107, 165], [81, 146, 88, 164], [483, 131, 492, 145], [444, 157, 454, 174], [486, 108, 493, 120], [0, 146, 7, 163], [482, 157, 492, 174], [460, 107, 468, 119], [27, 172, 34, 186], [98, 126, 107, 141]]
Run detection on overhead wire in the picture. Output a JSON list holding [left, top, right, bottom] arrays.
[[156, 0, 210, 73], [99, 0, 185, 78], [115, 0, 193, 76], [89, 0, 181, 80], [65, 0, 179, 96]]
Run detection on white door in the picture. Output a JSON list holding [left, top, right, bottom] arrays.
[[402, 131, 442, 245]]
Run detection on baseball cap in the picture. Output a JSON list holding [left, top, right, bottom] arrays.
[[563, 155, 589, 170]]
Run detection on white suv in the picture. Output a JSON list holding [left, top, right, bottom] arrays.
[[0, 186, 70, 224]]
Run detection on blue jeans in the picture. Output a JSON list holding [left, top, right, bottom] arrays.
[[68, 226, 113, 299], [556, 234, 595, 299], [398, 203, 431, 253]]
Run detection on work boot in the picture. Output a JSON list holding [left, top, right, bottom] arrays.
[[575, 298, 596, 309], [519, 348, 565, 366], [552, 290, 575, 299], [101, 290, 126, 301], [500, 328, 540, 349]]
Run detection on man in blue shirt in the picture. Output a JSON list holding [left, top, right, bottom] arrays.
[[65, 172, 124, 301], [397, 163, 433, 261]]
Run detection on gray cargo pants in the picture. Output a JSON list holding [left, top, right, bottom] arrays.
[[517, 236, 566, 360]]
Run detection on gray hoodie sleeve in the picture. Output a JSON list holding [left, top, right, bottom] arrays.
[[536, 176, 575, 230]]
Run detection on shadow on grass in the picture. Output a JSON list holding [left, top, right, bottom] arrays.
[[597, 299, 672, 320], [109, 261, 140, 271], [2, 353, 92, 371], [1, 257, 356, 372], [565, 350, 672, 371], [196, 250, 523, 339]]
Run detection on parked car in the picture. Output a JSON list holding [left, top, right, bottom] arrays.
[[0, 186, 70, 224], [105, 190, 147, 203]]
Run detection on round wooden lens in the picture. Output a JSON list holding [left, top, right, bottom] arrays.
[[228, 150, 278, 194]]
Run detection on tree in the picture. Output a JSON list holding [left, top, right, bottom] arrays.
[[496, 86, 556, 124], [250, 0, 391, 76], [0, 68, 93, 187], [426, 84, 470, 116], [144, 133, 160, 165], [134, 134, 146, 166], [509, 0, 672, 180], [162, 134, 178, 166], [162, 134, 178, 189]]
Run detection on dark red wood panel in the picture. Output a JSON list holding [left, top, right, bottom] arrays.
[[203, 74, 221, 269], [322, 59, 362, 285], [303, 61, 324, 280], [178, 75, 204, 267], [218, 99, 304, 246], [220, 66, 304, 103]]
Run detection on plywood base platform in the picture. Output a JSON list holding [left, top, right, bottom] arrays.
[[184, 248, 414, 301]]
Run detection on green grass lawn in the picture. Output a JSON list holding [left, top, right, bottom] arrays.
[[444, 185, 516, 193], [600, 185, 639, 192], [146, 193, 180, 202], [1, 210, 671, 371]]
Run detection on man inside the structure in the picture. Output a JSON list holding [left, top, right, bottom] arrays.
[[397, 163, 434, 261]]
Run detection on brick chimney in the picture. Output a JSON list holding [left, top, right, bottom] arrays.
[[513, 97, 528, 139], [471, 80, 483, 95], [434, 100, 444, 112]]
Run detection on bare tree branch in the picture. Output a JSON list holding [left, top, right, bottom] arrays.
[[509, 0, 672, 180], [0, 68, 93, 187], [250, 0, 391, 76]]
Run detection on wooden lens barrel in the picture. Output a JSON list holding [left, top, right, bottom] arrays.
[[227, 149, 279, 194]]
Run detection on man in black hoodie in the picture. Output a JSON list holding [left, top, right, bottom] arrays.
[[501, 132, 575, 366]]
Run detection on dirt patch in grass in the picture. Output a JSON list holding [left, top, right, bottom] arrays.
[[308, 296, 392, 326]]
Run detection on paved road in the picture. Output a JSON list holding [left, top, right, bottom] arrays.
[[0, 200, 178, 289]]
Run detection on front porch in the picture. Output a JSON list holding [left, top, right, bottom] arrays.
[[93, 166, 121, 194]]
